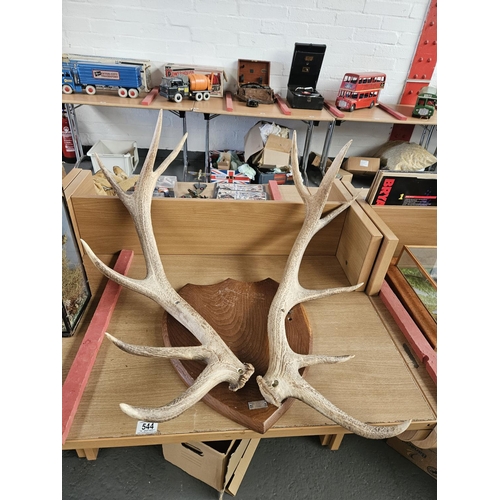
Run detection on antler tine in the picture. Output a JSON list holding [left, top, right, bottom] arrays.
[[82, 111, 254, 423], [256, 134, 411, 439], [119, 362, 249, 423]]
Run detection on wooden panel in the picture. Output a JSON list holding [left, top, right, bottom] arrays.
[[62, 92, 194, 112], [370, 206, 437, 256], [356, 198, 400, 296], [334, 181, 383, 289], [369, 295, 436, 415], [63, 255, 436, 450], [330, 104, 437, 126], [63, 169, 95, 256], [386, 265, 437, 350], [62, 250, 134, 444], [72, 195, 346, 258], [378, 281, 436, 384]]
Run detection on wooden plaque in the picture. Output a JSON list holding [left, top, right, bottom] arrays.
[[162, 278, 312, 433]]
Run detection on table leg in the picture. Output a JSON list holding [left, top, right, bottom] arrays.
[[319, 433, 345, 450], [75, 448, 100, 460], [320, 120, 336, 175], [64, 103, 85, 167], [181, 111, 188, 181], [204, 113, 219, 181]]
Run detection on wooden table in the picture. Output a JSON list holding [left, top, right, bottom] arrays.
[[62, 92, 437, 182], [63, 254, 436, 458], [62, 167, 437, 461]]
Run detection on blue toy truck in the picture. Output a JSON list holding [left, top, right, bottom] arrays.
[[62, 54, 152, 98]]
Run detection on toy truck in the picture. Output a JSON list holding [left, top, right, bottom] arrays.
[[159, 73, 214, 102], [62, 54, 152, 98]]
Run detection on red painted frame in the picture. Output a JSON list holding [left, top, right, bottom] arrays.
[[62, 249, 134, 444]]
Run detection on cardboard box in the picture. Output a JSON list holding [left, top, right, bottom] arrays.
[[336, 168, 353, 183], [164, 63, 227, 98], [261, 134, 292, 168], [386, 437, 437, 479], [310, 152, 332, 171], [307, 152, 353, 182], [244, 122, 292, 168], [87, 140, 139, 176], [162, 439, 260, 496], [343, 156, 380, 174]]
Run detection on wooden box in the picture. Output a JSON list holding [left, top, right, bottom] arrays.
[[66, 169, 382, 294], [341, 178, 437, 296], [236, 59, 275, 105], [62, 169, 437, 457], [341, 179, 437, 383]]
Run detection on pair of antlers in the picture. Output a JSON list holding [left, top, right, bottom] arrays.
[[82, 110, 410, 439]]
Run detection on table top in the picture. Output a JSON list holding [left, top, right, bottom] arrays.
[[62, 254, 437, 450], [62, 91, 437, 126], [335, 103, 437, 126], [62, 91, 194, 112], [192, 94, 337, 122]]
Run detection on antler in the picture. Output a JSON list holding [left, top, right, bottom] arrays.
[[256, 133, 411, 439], [81, 110, 254, 422]]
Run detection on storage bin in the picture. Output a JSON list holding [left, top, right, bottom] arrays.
[[88, 140, 139, 176]]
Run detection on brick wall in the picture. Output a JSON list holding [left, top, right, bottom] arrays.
[[62, 0, 437, 158]]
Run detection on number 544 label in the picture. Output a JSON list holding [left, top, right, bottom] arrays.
[[135, 421, 158, 435]]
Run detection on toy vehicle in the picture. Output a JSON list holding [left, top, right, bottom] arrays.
[[335, 72, 386, 111], [412, 86, 437, 119], [62, 54, 152, 98], [159, 73, 214, 102]]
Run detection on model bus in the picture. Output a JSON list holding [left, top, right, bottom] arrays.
[[412, 86, 437, 119], [335, 72, 386, 112]]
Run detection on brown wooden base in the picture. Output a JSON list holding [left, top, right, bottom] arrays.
[[163, 278, 312, 434]]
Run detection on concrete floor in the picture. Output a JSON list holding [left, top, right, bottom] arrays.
[[62, 435, 436, 499], [63, 151, 436, 499]]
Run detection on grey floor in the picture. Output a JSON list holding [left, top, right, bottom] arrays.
[[62, 435, 436, 500], [62, 151, 436, 500]]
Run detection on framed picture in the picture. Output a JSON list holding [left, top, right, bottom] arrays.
[[62, 193, 91, 336]]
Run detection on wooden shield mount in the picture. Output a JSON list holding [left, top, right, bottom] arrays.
[[162, 278, 312, 434]]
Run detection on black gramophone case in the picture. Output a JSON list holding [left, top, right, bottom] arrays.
[[286, 43, 326, 110]]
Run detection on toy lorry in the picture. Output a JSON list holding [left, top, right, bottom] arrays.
[[62, 54, 152, 98], [159, 73, 214, 102]]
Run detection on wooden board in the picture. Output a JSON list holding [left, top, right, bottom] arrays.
[[385, 264, 437, 350], [62, 254, 436, 450], [163, 278, 311, 434], [379, 281, 436, 384], [370, 206, 437, 257], [62, 249, 134, 444]]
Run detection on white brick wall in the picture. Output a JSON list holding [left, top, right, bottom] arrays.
[[62, 0, 437, 158]]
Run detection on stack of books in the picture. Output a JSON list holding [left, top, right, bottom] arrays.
[[366, 171, 437, 206]]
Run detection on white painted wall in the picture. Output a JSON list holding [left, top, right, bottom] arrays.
[[62, 0, 437, 158]]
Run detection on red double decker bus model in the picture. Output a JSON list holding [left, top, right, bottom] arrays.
[[335, 72, 386, 112]]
